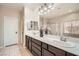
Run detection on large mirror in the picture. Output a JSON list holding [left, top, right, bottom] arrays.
[[40, 17, 60, 36], [63, 20, 79, 38]]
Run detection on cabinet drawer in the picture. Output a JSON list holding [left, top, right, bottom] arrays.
[[66, 52, 76, 56], [42, 48, 55, 56], [42, 42, 48, 49], [32, 38, 41, 45], [32, 45, 41, 56], [32, 42, 41, 51], [32, 50, 38, 56], [48, 45, 65, 56]]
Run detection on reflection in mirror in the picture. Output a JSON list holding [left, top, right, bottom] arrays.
[[63, 20, 79, 38], [63, 22, 72, 34], [72, 21, 79, 34], [27, 21, 38, 30], [46, 23, 60, 35]]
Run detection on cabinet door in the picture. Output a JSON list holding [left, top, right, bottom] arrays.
[[28, 37, 32, 51], [32, 45, 41, 56], [25, 36, 27, 47], [32, 42, 41, 51], [42, 48, 55, 56], [48, 45, 65, 56], [32, 38, 41, 45], [26, 36, 29, 49], [42, 42, 48, 49], [32, 50, 38, 56]]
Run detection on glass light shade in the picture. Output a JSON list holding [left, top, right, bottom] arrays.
[[40, 10, 43, 12], [38, 12, 43, 15], [51, 7, 54, 9], [47, 9, 50, 12], [44, 7, 47, 10], [48, 5, 52, 8], [38, 3, 54, 15], [43, 12, 47, 14]]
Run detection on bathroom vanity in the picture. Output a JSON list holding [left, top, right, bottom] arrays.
[[25, 34, 77, 56]]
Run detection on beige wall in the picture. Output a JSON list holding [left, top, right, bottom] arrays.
[[0, 6, 4, 47], [18, 7, 24, 45], [0, 5, 21, 47]]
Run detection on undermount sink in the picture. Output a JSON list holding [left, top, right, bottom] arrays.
[[53, 40, 75, 48]]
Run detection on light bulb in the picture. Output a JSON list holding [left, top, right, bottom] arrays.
[[40, 10, 43, 12], [48, 5, 52, 8], [47, 9, 50, 12], [44, 7, 47, 10], [51, 7, 54, 10], [38, 12, 41, 14], [44, 12, 47, 14], [38, 12, 43, 15]]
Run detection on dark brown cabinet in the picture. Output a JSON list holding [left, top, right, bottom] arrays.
[[65, 52, 76, 56], [32, 41, 41, 56], [48, 45, 65, 56], [28, 37, 32, 51], [32, 45, 41, 56], [25, 35, 76, 56], [42, 42, 48, 49], [26, 36, 32, 52], [42, 48, 55, 56], [26, 36, 29, 49], [32, 42, 41, 51], [32, 38, 41, 45]]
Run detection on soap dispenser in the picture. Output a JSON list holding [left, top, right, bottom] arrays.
[[45, 27, 48, 34], [40, 27, 43, 37]]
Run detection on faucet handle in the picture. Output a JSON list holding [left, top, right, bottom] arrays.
[[60, 36, 67, 42]]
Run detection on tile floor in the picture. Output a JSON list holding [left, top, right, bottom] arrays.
[[0, 44, 32, 56]]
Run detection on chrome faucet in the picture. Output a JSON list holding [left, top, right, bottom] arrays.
[[60, 36, 67, 42]]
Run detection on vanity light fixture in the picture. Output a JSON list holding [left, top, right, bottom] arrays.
[[38, 3, 54, 15]]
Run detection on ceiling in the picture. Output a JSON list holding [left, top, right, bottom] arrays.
[[41, 3, 79, 19], [0, 3, 79, 18], [0, 3, 42, 12]]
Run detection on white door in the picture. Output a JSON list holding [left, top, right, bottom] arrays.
[[4, 16, 18, 46]]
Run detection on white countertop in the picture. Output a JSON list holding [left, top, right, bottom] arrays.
[[25, 33, 79, 56]]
